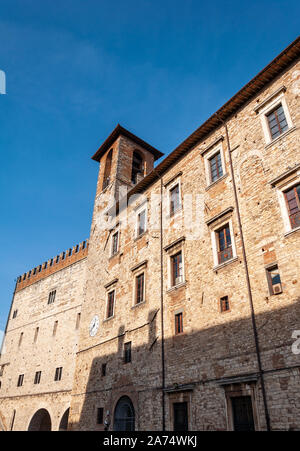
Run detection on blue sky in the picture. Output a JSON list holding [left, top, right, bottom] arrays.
[[0, 0, 299, 330]]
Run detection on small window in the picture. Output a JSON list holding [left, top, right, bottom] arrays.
[[209, 151, 223, 183], [53, 321, 58, 336], [103, 149, 113, 190], [101, 363, 107, 377], [111, 231, 119, 256], [266, 104, 288, 140], [170, 184, 181, 216], [137, 209, 146, 236], [17, 374, 24, 387], [76, 313, 81, 330], [266, 265, 282, 295], [48, 290, 56, 305], [34, 371, 41, 385], [220, 296, 230, 312], [124, 342, 131, 364], [107, 290, 115, 319], [131, 151, 144, 185], [284, 184, 300, 230], [18, 332, 23, 347], [173, 402, 188, 431], [216, 224, 232, 264], [135, 273, 144, 304], [175, 312, 183, 335], [54, 367, 63, 381], [34, 327, 39, 343], [12, 309, 18, 319], [171, 251, 183, 287], [97, 408, 104, 425]]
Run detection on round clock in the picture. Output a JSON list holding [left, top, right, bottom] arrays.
[[89, 315, 99, 337]]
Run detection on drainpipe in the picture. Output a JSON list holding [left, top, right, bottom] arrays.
[[153, 168, 166, 431], [215, 113, 271, 431]]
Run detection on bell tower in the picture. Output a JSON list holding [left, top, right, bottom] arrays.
[[91, 124, 163, 207]]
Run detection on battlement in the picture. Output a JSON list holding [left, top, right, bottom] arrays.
[[15, 240, 89, 292]]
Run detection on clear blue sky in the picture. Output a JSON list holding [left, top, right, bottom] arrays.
[[0, 0, 299, 330]]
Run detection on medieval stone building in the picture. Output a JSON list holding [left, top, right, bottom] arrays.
[[0, 36, 300, 431]]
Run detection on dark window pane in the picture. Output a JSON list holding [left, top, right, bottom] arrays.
[[231, 396, 255, 431], [173, 402, 188, 431]]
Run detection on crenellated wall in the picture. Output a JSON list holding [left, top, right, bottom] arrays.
[[15, 240, 89, 292]]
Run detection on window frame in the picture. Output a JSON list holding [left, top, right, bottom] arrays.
[[17, 374, 24, 387], [211, 217, 237, 269], [220, 296, 230, 313], [135, 202, 147, 238], [276, 174, 300, 235], [135, 272, 145, 305], [54, 367, 63, 382], [256, 91, 293, 145], [124, 341, 132, 364], [111, 230, 119, 256], [174, 311, 183, 335], [170, 250, 184, 288], [106, 289, 115, 320], [265, 264, 282, 295], [34, 371, 41, 385], [204, 143, 226, 187]]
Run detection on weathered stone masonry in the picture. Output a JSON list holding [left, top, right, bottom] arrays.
[[0, 37, 300, 431]]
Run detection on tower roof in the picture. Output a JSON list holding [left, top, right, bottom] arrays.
[[91, 124, 164, 162]]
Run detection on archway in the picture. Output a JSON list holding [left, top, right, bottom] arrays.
[[28, 408, 51, 431], [102, 149, 113, 190], [59, 408, 70, 431], [113, 396, 135, 431]]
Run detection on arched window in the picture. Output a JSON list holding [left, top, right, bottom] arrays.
[[113, 396, 135, 431], [131, 151, 144, 185], [102, 149, 113, 190]]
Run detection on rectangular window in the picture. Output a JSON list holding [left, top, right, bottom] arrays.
[[173, 402, 188, 431], [217, 224, 232, 264], [135, 273, 144, 304], [231, 396, 255, 431], [175, 312, 183, 335], [170, 184, 180, 215], [97, 408, 104, 425], [107, 290, 115, 319], [209, 152, 223, 183], [48, 290, 56, 305], [34, 327, 39, 343], [12, 309, 18, 319], [101, 363, 107, 377], [54, 367, 63, 381], [34, 371, 41, 385], [18, 332, 23, 347], [284, 184, 300, 230], [124, 342, 131, 364], [266, 265, 282, 295], [111, 231, 119, 255], [220, 296, 230, 312], [17, 374, 24, 387], [137, 209, 146, 236], [53, 321, 58, 336], [171, 251, 183, 286], [76, 313, 81, 330], [266, 103, 288, 140]]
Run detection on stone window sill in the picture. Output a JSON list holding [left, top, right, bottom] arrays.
[[265, 126, 296, 149], [167, 281, 187, 293], [213, 256, 239, 271], [284, 225, 300, 238], [134, 231, 148, 242], [205, 173, 228, 191], [131, 300, 146, 310], [103, 315, 114, 323]]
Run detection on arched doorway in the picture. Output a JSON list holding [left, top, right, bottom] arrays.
[[28, 409, 51, 431], [59, 408, 70, 431], [113, 396, 135, 431]]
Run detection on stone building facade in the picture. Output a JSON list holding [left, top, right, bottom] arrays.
[[1, 37, 300, 431]]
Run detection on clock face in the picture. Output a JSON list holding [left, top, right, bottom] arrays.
[[89, 315, 99, 337]]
